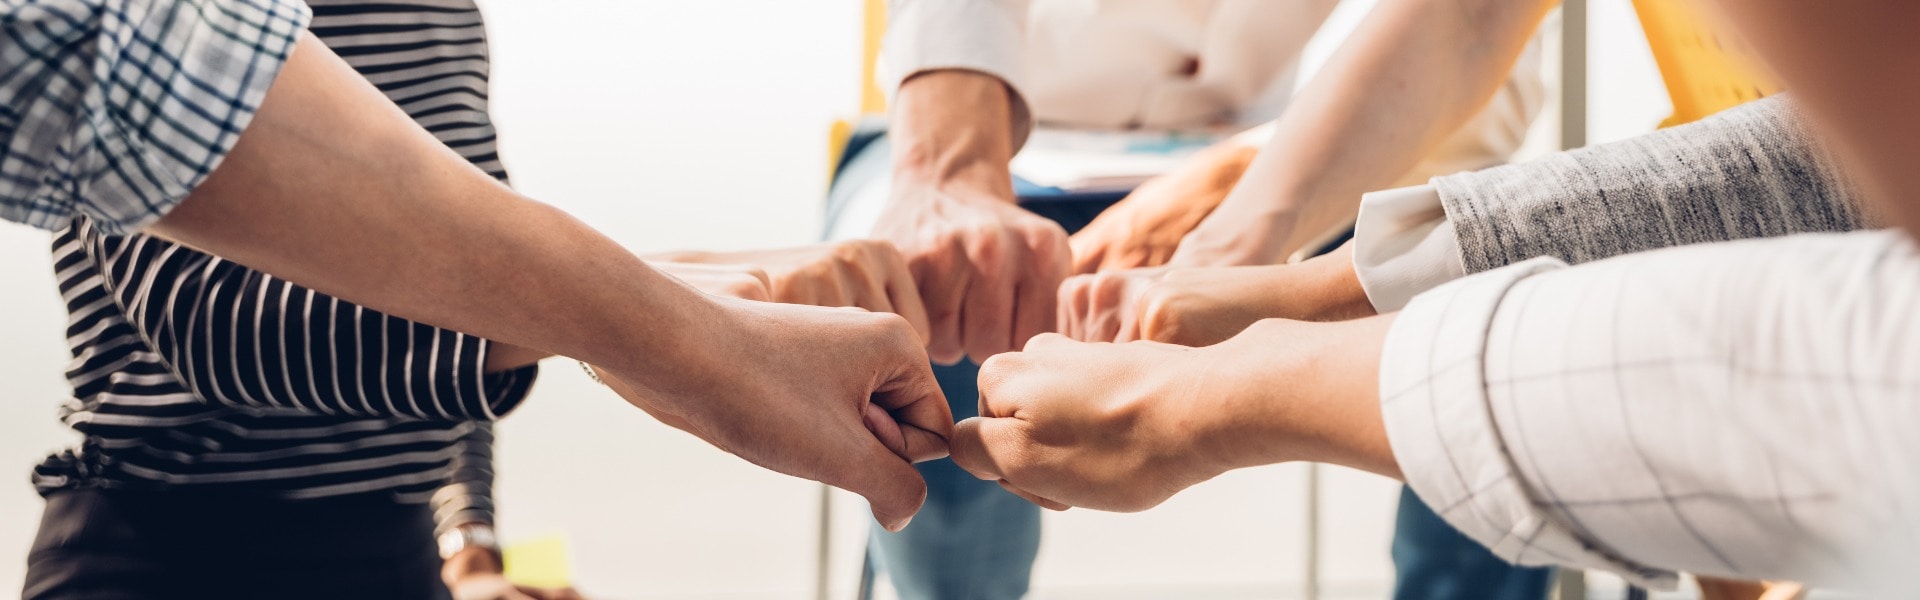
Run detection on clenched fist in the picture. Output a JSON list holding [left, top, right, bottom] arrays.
[[951, 317, 1400, 512], [595, 300, 954, 531], [950, 334, 1236, 512], [876, 188, 1070, 364]]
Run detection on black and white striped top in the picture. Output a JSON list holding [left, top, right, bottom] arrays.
[[35, 0, 531, 534]]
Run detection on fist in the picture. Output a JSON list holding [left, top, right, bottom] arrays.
[[876, 188, 1070, 364], [951, 334, 1231, 512], [1055, 267, 1168, 342], [1069, 143, 1259, 274]]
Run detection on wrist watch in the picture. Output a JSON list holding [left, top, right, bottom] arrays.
[[438, 524, 500, 560]]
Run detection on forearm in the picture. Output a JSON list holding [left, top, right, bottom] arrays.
[[1198, 316, 1400, 479], [150, 33, 724, 383], [889, 70, 1020, 199], [1179, 0, 1552, 265]]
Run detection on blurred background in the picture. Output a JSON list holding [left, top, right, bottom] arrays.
[[0, 0, 1676, 597]]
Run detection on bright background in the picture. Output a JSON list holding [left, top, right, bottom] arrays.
[[0, 1, 1675, 597]]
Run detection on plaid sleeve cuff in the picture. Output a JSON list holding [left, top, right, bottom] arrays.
[[1379, 257, 1682, 590], [0, 0, 311, 235]]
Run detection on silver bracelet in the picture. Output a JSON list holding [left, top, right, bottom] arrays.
[[579, 360, 606, 386]]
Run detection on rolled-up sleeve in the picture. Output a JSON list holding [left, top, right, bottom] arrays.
[[75, 219, 536, 421], [880, 0, 1032, 145], [1351, 184, 1467, 313], [1380, 231, 1920, 590], [0, 0, 309, 235]]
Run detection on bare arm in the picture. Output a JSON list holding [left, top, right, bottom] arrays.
[[876, 70, 1071, 364], [147, 33, 951, 531], [1171, 0, 1555, 266]]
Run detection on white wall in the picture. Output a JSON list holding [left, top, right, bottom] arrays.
[[0, 1, 1671, 597]]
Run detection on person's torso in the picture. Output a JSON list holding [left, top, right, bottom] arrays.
[[1021, 0, 1340, 130], [1017, 0, 1548, 182]]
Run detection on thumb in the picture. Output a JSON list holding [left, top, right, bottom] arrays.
[[839, 435, 930, 533], [870, 353, 953, 455], [862, 401, 951, 463]]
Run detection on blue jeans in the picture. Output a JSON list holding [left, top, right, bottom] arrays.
[[1393, 485, 1555, 600], [864, 360, 1041, 600]]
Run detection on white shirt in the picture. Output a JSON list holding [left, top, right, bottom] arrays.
[[1351, 184, 1464, 311], [881, 0, 1546, 184], [1379, 230, 1920, 591]]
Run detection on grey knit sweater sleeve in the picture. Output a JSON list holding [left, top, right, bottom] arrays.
[[1432, 96, 1869, 273]]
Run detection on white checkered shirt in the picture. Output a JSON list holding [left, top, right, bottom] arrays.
[[1, 0, 309, 235], [1382, 230, 1920, 592]]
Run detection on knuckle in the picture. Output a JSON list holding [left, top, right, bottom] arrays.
[[1023, 332, 1068, 352]]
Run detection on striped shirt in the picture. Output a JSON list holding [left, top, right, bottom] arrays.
[[36, 0, 530, 535], [0, 0, 310, 235]]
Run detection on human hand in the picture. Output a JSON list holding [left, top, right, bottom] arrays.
[[1134, 247, 1375, 346], [1061, 242, 1373, 344], [950, 334, 1232, 512], [951, 317, 1400, 512], [443, 547, 583, 600], [1069, 143, 1259, 274], [594, 299, 952, 531], [1054, 266, 1169, 343], [875, 186, 1070, 364], [650, 262, 771, 301], [649, 240, 929, 343]]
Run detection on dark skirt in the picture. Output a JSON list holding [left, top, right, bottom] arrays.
[[24, 488, 451, 600]]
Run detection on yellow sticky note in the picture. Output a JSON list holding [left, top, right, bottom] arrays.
[[503, 534, 573, 589]]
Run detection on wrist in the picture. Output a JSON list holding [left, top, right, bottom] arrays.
[[1191, 317, 1401, 478], [891, 160, 1014, 204], [890, 70, 1018, 202], [1295, 244, 1378, 321], [1171, 208, 1300, 268]]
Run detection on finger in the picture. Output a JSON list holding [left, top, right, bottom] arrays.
[[1115, 285, 1142, 343], [859, 274, 895, 314], [743, 267, 772, 299], [1068, 231, 1104, 275], [998, 480, 1071, 511], [1011, 234, 1069, 349], [861, 399, 951, 464], [921, 260, 968, 365], [1086, 275, 1125, 342], [1056, 275, 1086, 341], [948, 417, 1024, 481], [839, 434, 930, 533], [870, 355, 954, 459], [878, 248, 933, 345], [961, 260, 1016, 361]]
